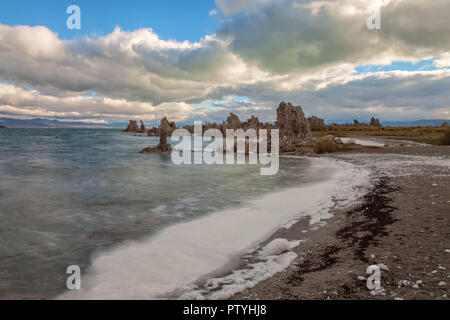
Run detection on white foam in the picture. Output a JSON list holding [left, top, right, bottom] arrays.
[[341, 137, 385, 147], [335, 153, 450, 178], [261, 238, 292, 257], [59, 157, 370, 300], [180, 238, 302, 300]]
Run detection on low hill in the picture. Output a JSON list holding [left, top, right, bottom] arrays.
[[0, 118, 118, 128]]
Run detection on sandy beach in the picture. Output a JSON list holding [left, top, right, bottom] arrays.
[[232, 144, 450, 300]]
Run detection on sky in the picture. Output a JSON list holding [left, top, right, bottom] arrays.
[[0, 0, 218, 41], [0, 0, 449, 125]]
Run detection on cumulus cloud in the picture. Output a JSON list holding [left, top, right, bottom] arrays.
[[284, 69, 450, 121], [210, 68, 450, 122], [217, 0, 450, 73], [0, 83, 207, 123], [0, 24, 268, 104], [434, 52, 450, 68]]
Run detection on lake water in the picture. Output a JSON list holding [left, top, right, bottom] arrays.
[[0, 128, 346, 299]]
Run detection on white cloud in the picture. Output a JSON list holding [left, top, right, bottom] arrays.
[[0, 83, 207, 122], [217, 0, 450, 74], [434, 52, 450, 68], [0, 24, 268, 105]]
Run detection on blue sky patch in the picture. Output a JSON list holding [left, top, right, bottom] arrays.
[[355, 59, 439, 74], [0, 0, 218, 41]]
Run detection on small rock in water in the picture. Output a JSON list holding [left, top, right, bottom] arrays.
[[438, 282, 446, 287]]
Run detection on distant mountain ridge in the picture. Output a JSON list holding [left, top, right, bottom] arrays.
[[0, 118, 121, 128], [0, 117, 448, 129], [326, 119, 448, 127], [380, 119, 448, 127]]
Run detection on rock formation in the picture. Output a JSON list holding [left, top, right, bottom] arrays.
[[124, 120, 148, 133], [124, 120, 139, 132], [140, 117, 173, 153], [244, 116, 264, 131], [307, 116, 326, 131], [182, 125, 194, 135], [226, 113, 242, 130], [276, 102, 312, 138], [204, 122, 221, 134], [140, 120, 147, 131], [147, 119, 177, 136], [247, 116, 260, 128], [351, 119, 369, 127], [159, 118, 171, 145], [275, 102, 313, 152], [145, 114, 276, 138], [220, 121, 227, 135], [147, 127, 158, 136], [280, 136, 295, 152], [370, 117, 382, 127], [167, 120, 177, 135], [137, 101, 371, 156]]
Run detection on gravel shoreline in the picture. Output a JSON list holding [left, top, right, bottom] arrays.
[[232, 145, 450, 300]]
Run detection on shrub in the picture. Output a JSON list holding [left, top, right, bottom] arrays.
[[441, 129, 450, 145], [314, 139, 337, 153]]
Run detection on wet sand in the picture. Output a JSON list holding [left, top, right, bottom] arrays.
[[232, 145, 450, 300]]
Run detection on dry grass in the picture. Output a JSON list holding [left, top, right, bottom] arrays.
[[442, 129, 450, 145], [312, 125, 449, 145], [314, 139, 337, 153], [313, 125, 446, 137]]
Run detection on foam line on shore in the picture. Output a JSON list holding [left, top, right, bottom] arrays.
[[340, 137, 386, 147], [59, 158, 370, 300]]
